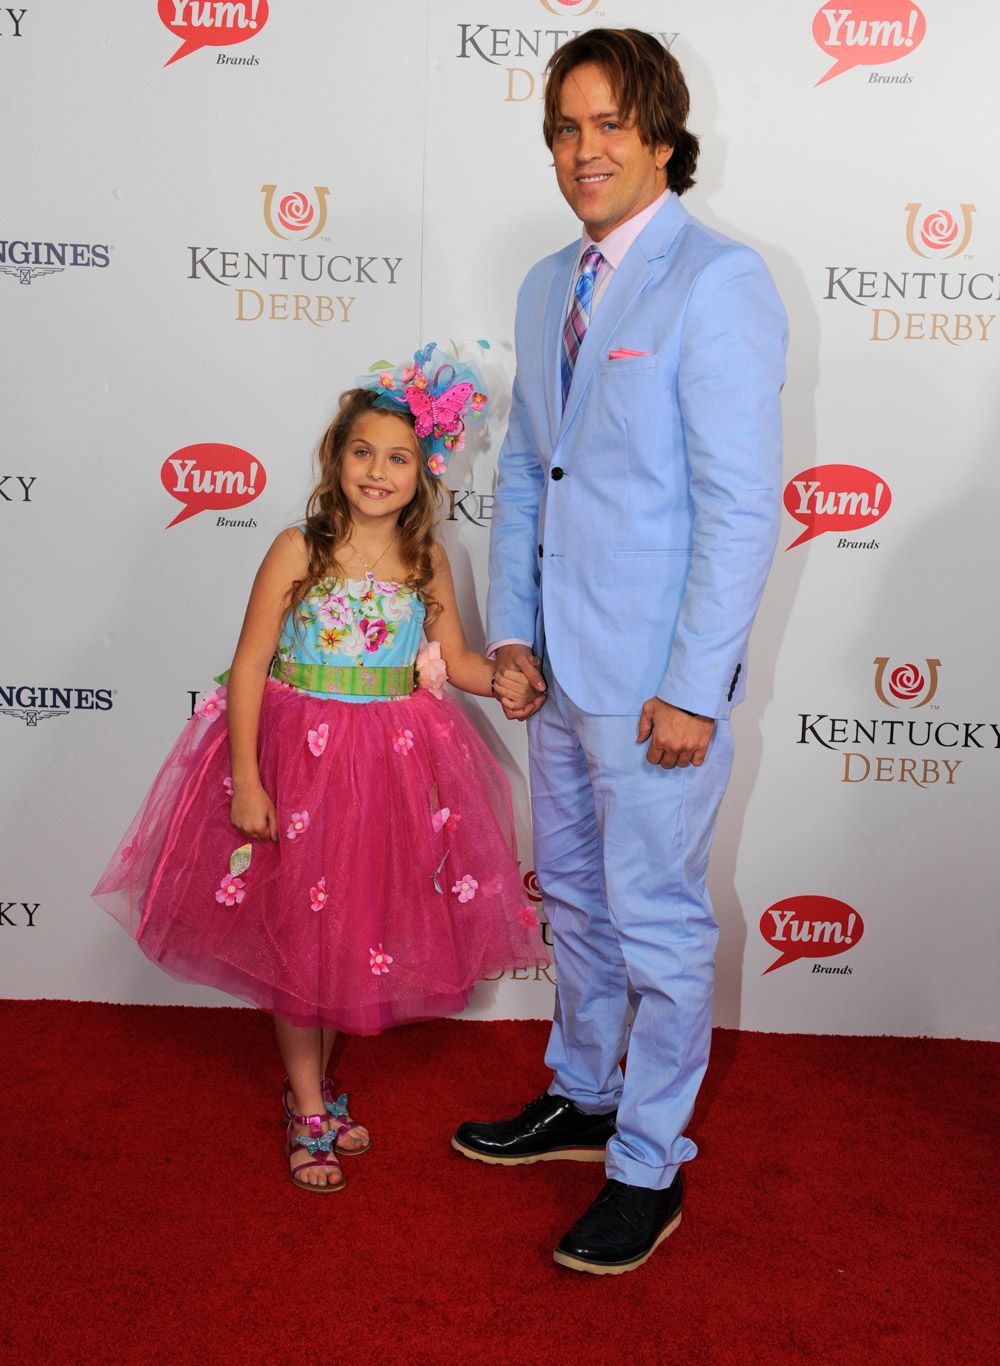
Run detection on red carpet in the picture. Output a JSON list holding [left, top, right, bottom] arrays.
[[3, 1001, 997, 1365]]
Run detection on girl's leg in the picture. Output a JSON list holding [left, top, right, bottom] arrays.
[[320, 1026, 369, 1152], [275, 1017, 339, 1187]]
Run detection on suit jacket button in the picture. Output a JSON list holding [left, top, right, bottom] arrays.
[[551, 466, 564, 481]]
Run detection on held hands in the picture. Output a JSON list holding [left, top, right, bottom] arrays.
[[492, 644, 548, 721], [230, 782, 279, 841], [637, 698, 715, 769]]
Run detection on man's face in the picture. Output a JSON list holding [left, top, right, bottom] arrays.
[[551, 62, 672, 241]]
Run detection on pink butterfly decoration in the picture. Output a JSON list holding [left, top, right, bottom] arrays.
[[405, 381, 475, 438]]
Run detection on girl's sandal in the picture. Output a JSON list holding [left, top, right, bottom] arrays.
[[284, 1112, 346, 1193], [280, 1077, 371, 1156]]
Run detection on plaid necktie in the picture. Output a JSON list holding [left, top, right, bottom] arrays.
[[561, 246, 604, 405]]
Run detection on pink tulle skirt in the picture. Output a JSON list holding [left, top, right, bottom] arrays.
[[93, 681, 548, 1033]]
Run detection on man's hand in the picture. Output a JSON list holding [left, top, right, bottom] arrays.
[[637, 698, 715, 769], [494, 644, 547, 721]]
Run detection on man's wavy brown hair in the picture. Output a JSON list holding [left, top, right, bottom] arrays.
[[289, 389, 449, 622], [542, 28, 699, 196]]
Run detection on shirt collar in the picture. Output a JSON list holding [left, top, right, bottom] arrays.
[[575, 187, 672, 272]]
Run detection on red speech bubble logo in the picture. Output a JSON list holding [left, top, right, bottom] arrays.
[[161, 444, 266, 527], [760, 896, 864, 974], [158, 0, 269, 68], [813, 3, 925, 86], [784, 464, 891, 549]]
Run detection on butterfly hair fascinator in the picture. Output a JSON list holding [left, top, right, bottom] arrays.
[[359, 342, 489, 477]]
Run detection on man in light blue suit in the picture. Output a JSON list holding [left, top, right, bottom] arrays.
[[453, 29, 786, 1275]]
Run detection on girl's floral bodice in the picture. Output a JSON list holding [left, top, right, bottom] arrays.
[[276, 578, 424, 701]]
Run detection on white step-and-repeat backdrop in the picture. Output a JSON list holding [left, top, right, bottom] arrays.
[[3, 1, 998, 1039]]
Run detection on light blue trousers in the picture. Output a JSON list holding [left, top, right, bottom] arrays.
[[527, 674, 734, 1190]]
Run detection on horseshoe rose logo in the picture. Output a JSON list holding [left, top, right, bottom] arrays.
[[261, 184, 330, 241], [522, 869, 543, 903], [874, 657, 941, 709], [904, 203, 975, 259]]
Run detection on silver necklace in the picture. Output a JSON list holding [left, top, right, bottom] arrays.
[[350, 534, 397, 584]]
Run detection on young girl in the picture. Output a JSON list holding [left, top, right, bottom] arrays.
[[93, 343, 548, 1193]]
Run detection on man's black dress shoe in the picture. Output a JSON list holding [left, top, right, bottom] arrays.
[[553, 1175, 683, 1275], [451, 1092, 617, 1165]]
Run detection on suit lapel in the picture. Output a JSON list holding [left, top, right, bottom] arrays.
[[557, 195, 691, 439], [543, 252, 577, 446]]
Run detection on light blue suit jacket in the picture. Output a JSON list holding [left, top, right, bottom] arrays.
[[488, 194, 787, 718]]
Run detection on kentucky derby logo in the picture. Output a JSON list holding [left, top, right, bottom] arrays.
[[538, 0, 600, 13], [873, 657, 941, 708], [904, 203, 975, 259], [261, 185, 330, 241]]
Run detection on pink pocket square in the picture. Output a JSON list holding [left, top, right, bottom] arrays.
[[608, 348, 652, 359]]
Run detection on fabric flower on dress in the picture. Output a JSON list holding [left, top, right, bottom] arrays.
[[216, 874, 245, 906], [370, 945, 393, 975], [310, 878, 327, 912], [287, 811, 310, 839], [392, 730, 414, 756], [479, 875, 503, 896], [432, 806, 461, 834], [452, 875, 478, 903], [517, 906, 540, 930], [416, 641, 448, 699], [307, 723, 329, 756], [194, 690, 226, 722], [222, 776, 234, 797]]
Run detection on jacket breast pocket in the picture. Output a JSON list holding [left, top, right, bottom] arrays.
[[598, 355, 657, 376]]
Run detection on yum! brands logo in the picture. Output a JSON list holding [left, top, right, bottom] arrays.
[[904, 203, 975, 259], [813, 3, 925, 85], [873, 657, 941, 709], [161, 444, 266, 528], [158, 0, 269, 67], [760, 896, 863, 975], [783, 464, 890, 550], [261, 186, 330, 242]]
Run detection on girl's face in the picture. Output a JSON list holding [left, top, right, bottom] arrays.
[[340, 411, 422, 528]]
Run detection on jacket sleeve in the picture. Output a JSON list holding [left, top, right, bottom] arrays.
[[658, 245, 787, 718], [486, 344, 545, 650]]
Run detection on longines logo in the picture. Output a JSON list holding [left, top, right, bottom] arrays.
[[873, 657, 940, 708], [823, 201, 994, 346], [261, 186, 330, 242], [796, 656, 998, 789], [455, 20, 678, 105], [0, 240, 110, 286], [0, 476, 36, 502], [0, 902, 39, 927], [0, 686, 114, 725], [187, 187, 403, 329], [905, 204, 975, 259]]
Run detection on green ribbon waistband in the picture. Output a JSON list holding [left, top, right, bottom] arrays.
[[269, 658, 415, 698]]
